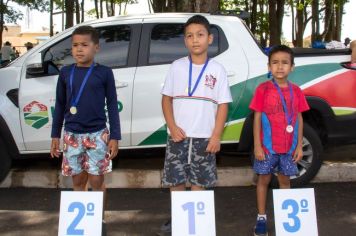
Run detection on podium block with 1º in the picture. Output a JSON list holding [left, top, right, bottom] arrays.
[[172, 190, 216, 236]]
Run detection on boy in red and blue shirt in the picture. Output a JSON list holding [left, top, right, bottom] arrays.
[[249, 45, 309, 236]]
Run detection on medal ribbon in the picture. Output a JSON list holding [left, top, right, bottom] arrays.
[[69, 63, 95, 108], [272, 78, 294, 125], [188, 56, 209, 97]]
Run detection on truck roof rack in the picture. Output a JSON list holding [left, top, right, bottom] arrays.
[[211, 10, 250, 20]]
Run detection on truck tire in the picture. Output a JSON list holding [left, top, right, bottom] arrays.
[[0, 137, 12, 182], [250, 123, 323, 187]]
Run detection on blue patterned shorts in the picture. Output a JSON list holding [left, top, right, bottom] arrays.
[[62, 128, 112, 176], [253, 153, 299, 176], [162, 137, 217, 188]]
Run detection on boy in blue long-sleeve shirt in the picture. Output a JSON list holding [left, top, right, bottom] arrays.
[[50, 27, 120, 231]]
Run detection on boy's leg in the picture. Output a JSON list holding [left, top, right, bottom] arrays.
[[170, 184, 186, 191], [191, 185, 204, 191], [159, 138, 189, 235], [256, 174, 272, 214], [88, 174, 106, 213], [85, 129, 112, 224], [72, 172, 89, 191], [253, 153, 278, 236], [277, 174, 291, 189]]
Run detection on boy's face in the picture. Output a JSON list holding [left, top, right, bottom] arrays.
[[268, 51, 294, 81], [184, 23, 213, 58], [72, 34, 99, 67]]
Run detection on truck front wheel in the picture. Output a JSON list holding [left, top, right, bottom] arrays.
[[289, 123, 323, 187], [0, 137, 12, 183]]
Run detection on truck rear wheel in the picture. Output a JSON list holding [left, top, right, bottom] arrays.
[[0, 137, 12, 183], [250, 123, 323, 187]]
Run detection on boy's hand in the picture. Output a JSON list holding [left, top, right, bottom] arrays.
[[254, 145, 265, 161], [50, 138, 60, 158], [293, 146, 303, 163], [206, 136, 221, 153], [107, 139, 119, 159], [170, 125, 186, 142]]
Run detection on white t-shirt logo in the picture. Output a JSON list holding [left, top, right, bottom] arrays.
[[205, 74, 217, 89]]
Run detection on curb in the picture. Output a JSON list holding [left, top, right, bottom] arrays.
[[1, 162, 356, 188]]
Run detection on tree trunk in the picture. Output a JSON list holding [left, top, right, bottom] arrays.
[[124, 2, 128, 14], [250, 0, 257, 34], [111, 0, 115, 16], [106, 0, 112, 16], [0, 0, 4, 47], [268, 0, 284, 46], [151, 0, 166, 12], [290, 0, 296, 46], [148, 0, 153, 13], [209, 0, 220, 13], [322, 0, 333, 41], [334, 2, 343, 41], [75, 0, 80, 24], [195, 0, 201, 12], [259, 0, 268, 48], [50, 0, 53, 36], [311, 0, 320, 42], [81, 0, 85, 22], [295, 1, 305, 47], [94, 0, 99, 18], [100, 0, 103, 18], [65, 0, 74, 29]]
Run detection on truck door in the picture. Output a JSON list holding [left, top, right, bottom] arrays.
[[19, 22, 140, 151], [131, 19, 245, 147]]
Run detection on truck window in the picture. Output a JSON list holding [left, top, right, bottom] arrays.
[[96, 25, 131, 68], [148, 24, 221, 65], [42, 25, 131, 69], [43, 37, 73, 67]]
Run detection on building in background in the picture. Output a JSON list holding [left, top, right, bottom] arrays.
[[2, 25, 49, 55]]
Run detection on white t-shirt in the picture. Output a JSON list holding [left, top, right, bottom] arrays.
[[161, 57, 233, 138]]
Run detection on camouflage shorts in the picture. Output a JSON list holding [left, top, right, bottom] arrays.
[[162, 137, 217, 188]]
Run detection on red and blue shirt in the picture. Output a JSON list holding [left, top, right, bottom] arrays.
[[249, 80, 309, 154]]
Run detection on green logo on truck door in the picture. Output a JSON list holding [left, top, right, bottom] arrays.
[[23, 101, 49, 129]]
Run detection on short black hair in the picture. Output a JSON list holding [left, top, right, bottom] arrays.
[[184, 15, 211, 35], [72, 25, 99, 44], [268, 45, 294, 65]]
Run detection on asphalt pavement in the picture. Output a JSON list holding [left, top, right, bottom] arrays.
[[0, 182, 355, 236]]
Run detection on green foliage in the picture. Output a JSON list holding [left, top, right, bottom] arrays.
[[14, 0, 49, 11], [1, 5, 23, 24]]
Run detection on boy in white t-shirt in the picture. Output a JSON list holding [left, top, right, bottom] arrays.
[[158, 15, 232, 235]]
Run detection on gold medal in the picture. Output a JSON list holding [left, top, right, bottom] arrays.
[[70, 106, 77, 115]]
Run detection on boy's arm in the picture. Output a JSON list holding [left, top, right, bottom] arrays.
[[162, 95, 186, 142], [50, 72, 66, 158], [206, 103, 228, 153], [253, 111, 265, 160], [106, 69, 120, 159], [293, 113, 304, 162]]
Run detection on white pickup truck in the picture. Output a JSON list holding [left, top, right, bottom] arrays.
[[0, 13, 355, 186]]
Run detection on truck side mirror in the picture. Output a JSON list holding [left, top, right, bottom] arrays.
[[26, 61, 59, 78], [341, 62, 356, 70]]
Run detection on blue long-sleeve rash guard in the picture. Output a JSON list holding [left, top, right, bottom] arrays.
[[51, 63, 121, 140]]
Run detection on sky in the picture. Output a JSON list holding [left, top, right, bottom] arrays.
[[8, 0, 356, 42]]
